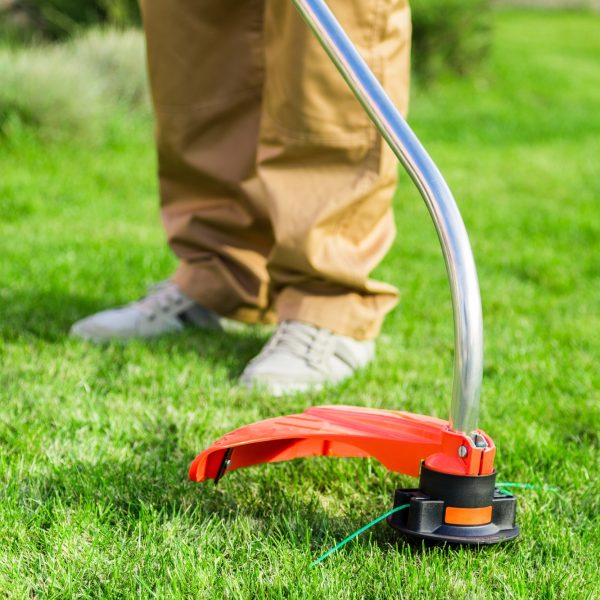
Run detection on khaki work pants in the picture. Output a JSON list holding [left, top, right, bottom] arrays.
[[139, 0, 411, 340]]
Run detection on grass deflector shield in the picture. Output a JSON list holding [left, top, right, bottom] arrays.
[[189, 0, 519, 546]]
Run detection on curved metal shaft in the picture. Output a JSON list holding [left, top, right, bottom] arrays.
[[292, 0, 484, 434]]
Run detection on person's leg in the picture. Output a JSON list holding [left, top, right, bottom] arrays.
[[240, 0, 411, 393], [72, 0, 276, 341], [72, 0, 275, 340], [142, 0, 274, 325], [260, 0, 411, 340]]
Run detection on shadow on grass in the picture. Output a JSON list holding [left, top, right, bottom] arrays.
[[0, 289, 108, 342], [17, 434, 329, 545], [15, 422, 445, 558], [20, 456, 468, 561], [0, 288, 268, 379]]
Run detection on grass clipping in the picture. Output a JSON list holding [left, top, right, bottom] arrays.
[[0, 28, 149, 141]]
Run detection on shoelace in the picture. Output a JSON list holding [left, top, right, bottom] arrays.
[[258, 321, 334, 369], [133, 281, 189, 318]]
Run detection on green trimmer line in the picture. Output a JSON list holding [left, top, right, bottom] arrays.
[[188, 0, 519, 546]]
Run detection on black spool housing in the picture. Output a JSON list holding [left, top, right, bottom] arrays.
[[388, 465, 520, 545]]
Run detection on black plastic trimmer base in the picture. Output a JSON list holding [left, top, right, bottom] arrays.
[[388, 466, 520, 545]]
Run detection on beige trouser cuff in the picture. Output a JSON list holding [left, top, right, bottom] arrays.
[[172, 261, 276, 326], [276, 287, 398, 341]]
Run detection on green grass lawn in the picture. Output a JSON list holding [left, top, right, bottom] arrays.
[[1, 10, 598, 599]]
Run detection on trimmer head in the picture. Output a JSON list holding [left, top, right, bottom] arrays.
[[188, 406, 519, 546], [388, 467, 519, 545]]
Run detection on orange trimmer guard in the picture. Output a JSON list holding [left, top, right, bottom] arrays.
[[188, 405, 496, 484]]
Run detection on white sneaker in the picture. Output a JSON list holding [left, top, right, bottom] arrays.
[[240, 320, 375, 396], [70, 281, 222, 342]]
